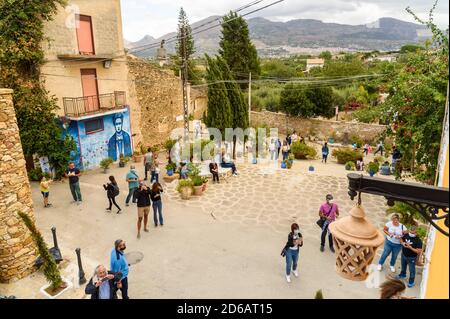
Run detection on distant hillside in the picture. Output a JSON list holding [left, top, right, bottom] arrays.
[[125, 16, 430, 57]]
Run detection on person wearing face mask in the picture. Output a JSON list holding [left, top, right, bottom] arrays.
[[377, 214, 407, 273], [319, 194, 339, 253], [125, 165, 139, 206], [282, 223, 303, 283], [110, 239, 130, 299], [396, 226, 423, 288], [85, 265, 122, 299]]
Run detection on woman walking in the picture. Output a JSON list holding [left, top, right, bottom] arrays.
[[377, 214, 407, 273], [150, 154, 160, 184], [150, 182, 164, 227], [103, 176, 122, 214], [282, 223, 303, 283], [40, 176, 52, 208], [281, 141, 290, 161]]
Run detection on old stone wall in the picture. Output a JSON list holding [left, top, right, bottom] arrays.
[[0, 89, 37, 283], [250, 110, 387, 143]]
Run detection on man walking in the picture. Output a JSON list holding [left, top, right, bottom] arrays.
[[396, 226, 423, 288], [392, 146, 402, 171], [110, 240, 129, 299], [374, 140, 384, 156], [319, 194, 339, 253], [143, 148, 153, 181], [125, 165, 139, 206], [65, 162, 82, 205], [134, 181, 152, 239]]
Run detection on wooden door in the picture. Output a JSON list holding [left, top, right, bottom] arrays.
[[76, 15, 95, 55], [80, 69, 99, 113]]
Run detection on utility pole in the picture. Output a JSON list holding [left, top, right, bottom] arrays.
[[181, 29, 189, 143], [248, 72, 252, 125]]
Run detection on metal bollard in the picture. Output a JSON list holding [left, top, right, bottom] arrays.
[[51, 227, 59, 249], [75, 248, 87, 285]]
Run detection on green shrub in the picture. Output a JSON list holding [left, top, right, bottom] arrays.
[[366, 161, 380, 174], [164, 138, 177, 151], [345, 161, 356, 170], [28, 168, 50, 181], [332, 148, 363, 164], [176, 179, 194, 193], [165, 162, 177, 171], [191, 176, 203, 187], [386, 202, 427, 226], [349, 133, 364, 148], [100, 157, 114, 169], [290, 141, 317, 159]]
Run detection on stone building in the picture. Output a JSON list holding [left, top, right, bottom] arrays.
[[0, 89, 37, 283], [40, 0, 141, 169]]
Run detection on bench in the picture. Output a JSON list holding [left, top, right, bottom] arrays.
[[199, 161, 233, 180]]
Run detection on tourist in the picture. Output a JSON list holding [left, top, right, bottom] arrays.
[[392, 146, 402, 170], [150, 182, 164, 227], [377, 214, 407, 273], [209, 160, 220, 183], [134, 181, 151, 238], [180, 162, 189, 179], [110, 240, 129, 299], [380, 279, 415, 299], [363, 143, 369, 156], [282, 223, 303, 283], [291, 131, 298, 144], [85, 265, 122, 299], [65, 162, 82, 205], [143, 147, 153, 181], [351, 142, 358, 150], [374, 140, 384, 156], [321, 142, 329, 164], [319, 194, 339, 253], [281, 141, 290, 161], [356, 159, 365, 171], [396, 226, 423, 288], [286, 134, 292, 146], [40, 176, 52, 208], [150, 153, 160, 184], [221, 150, 238, 176], [125, 165, 139, 206], [103, 176, 121, 214]]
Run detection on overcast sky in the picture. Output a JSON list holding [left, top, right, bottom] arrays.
[[121, 0, 449, 41]]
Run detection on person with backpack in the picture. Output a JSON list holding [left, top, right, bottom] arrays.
[[103, 176, 121, 214], [318, 194, 339, 253], [377, 214, 407, 273], [281, 223, 303, 283]]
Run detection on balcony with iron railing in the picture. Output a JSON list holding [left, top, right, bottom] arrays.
[[63, 91, 127, 118]]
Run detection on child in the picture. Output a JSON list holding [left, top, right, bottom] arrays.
[[40, 176, 52, 208]]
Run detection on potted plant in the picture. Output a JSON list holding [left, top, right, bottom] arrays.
[[284, 159, 293, 169], [166, 162, 177, 176], [176, 179, 194, 200], [192, 176, 204, 196], [18, 212, 72, 299], [367, 161, 379, 177], [100, 157, 113, 173], [345, 161, 356, 171], [132, 142, 146, 163], [119, 154, 131, 168], [328, 131, 337, 144], [288, 153, 295, 164]]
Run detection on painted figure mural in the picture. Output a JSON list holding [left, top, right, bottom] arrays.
[[108, 113, 132, 161]]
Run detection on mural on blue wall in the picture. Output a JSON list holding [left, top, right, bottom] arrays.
[[65, 108, 132, 170]]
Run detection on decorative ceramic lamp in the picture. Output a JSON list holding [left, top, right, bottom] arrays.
[[329, 205, 384, 281]]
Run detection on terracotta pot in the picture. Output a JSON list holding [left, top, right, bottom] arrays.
[[193, 185, 203, 196], [202, 182, 207, 192], [180, 187, 192, 200], [133, 154, 144, 163]]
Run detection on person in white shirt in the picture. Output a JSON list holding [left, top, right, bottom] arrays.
[[377, 214, 407, 273], [291, 131, 298, 144]]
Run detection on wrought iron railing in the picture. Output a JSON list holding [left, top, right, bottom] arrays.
[[63, 91, 127, 117]]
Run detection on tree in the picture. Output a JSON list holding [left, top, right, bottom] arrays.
[[306, 86, 335, 118], [174, 7, 200, 84], [280, 84, 315, 117], [219, 11, 260, 88], [0, 0, 76, 179], [319, 51, 332, 60], [203, 55, 232, 135], [400, 44, 424, 54]]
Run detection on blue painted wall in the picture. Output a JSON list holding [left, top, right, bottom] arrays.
[[67, 108, 133, 170]]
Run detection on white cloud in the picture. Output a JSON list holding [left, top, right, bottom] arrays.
[[121, 0, 449, 41]]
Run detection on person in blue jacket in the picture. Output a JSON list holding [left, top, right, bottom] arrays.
[[110, 239, 129, 299]]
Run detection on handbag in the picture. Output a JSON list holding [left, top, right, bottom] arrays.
[[316, 204, 334, 229]]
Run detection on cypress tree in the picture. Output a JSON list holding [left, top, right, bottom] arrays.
[[219, 11, 260, 89], [204, 55, 232, 136]]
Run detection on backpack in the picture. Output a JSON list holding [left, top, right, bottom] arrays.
[[112, 184, 120, 197]]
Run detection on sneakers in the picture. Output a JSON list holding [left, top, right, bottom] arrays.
[[377, 264, 382, 271], [285, 275, 291, 283], [396, 275, 407, 280], [293, 270, 299, 278], [407, 283, 415, 288], [390, 266, 396, 273], [116, 210, 122, 214], [320, 246, 325, 252]]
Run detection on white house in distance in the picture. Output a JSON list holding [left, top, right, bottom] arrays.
[[366, 55, 397, 63], [306, 58, 325, 72]]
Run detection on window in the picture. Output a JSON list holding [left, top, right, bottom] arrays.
[[85, 118, 103, 135], [76, 15, 95, 55]]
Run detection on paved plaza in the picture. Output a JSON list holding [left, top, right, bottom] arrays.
[[0, 153, 422, 299]]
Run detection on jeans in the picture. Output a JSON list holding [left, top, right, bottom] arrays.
[[221, 162, 237, 174], [108, 196, 121, 211], [399, 254, 416, 285], [321, 220, 334, 248], [322, 153, 328, 163], [285, 248, 299, 276], [144, 163, 151, 180], [282, 152, 289, 161], [152, 200, 163, 226], [126, 187, 137, 204], [270, 150, 277, 160], [119, 277, 129, 299], [151, 171, 159, 183], [211, 171, 219, 182], [378, 238, 402, 267], [69, 182, 82, 201]]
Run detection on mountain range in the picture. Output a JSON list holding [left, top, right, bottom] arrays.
[[125, 16, 430, 57]]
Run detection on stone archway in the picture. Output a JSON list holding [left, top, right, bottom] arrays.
[[0, 89, 37, 283]]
